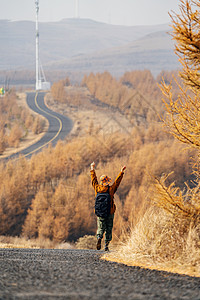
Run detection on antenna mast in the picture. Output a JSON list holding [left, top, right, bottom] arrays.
[[35, 0, 39, 90], [35, 0, 50, 91], [75, 0, 79, 18]]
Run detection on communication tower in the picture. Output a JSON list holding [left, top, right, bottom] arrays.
[[35, 0, 50, 90], [75, 0, 79, 18]]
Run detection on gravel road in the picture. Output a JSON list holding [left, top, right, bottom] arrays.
[[0, 249, 200, 299]]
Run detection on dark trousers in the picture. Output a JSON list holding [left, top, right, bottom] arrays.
[[96, 214, 114, 243]]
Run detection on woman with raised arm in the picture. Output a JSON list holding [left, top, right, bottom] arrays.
[[90, 162, 126, 251]]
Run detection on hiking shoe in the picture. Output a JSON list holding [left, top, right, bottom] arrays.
[[97, 238, 102, 250], [104, 242, 109, 251]]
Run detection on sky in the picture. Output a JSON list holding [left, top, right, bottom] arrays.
[[0, 0, 180, 26]]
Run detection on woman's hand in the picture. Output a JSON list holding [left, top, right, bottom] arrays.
[[121, 166, 126, 173], [91, 162, 95, 170]]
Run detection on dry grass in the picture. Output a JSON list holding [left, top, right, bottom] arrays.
[[75, 235, 97, 250], [0, 236, 74, 249], [0, 131, 47, 158], [75, 235, 119, 251], [103, 207, 200, 277], [45, 92, 133, 139], [0, 92, 48, 159]]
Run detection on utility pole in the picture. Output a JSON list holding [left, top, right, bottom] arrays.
[[75, 0, 79, 18], [35, 0, 50, 91], [35, 0, 40, 90]]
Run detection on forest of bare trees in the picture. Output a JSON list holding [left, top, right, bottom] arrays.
[[0, 67, 195, 245], [0, 132, 193, 242]]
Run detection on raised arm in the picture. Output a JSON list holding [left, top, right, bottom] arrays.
[[111, 166, 126, 194], [90, 162, 98, 190]]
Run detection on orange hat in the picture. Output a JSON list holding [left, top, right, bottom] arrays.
[[100, 175, 112, 186]]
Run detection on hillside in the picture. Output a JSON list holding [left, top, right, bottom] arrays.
[[0, 18, 179, 80], [47, 30, 178, 76]]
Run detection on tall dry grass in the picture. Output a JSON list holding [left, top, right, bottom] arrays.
[[0, 235, 74, 249], [103, 207, 200, 277]]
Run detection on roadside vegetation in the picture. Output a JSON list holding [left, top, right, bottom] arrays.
[[0, 90, 46, 155], [0, 235, 72, 249], [104, 0, 200, 277]]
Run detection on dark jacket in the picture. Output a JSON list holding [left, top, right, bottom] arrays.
[[90, 169, 124, 214]]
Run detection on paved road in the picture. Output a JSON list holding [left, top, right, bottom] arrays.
[[0, 249, 200, 299], [6, 92, 73, 160]]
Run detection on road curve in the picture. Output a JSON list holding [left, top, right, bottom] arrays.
[[6, 92, 73, 160], [0, 249, 200, 299]]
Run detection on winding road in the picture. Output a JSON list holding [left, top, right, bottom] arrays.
[[7, 92, 73, 160]]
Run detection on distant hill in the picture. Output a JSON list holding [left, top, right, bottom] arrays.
[[47, 30, 179, 77], [0, 18, 180, 80]]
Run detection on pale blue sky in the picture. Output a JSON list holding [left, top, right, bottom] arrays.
[[0, 0, 180, 26]]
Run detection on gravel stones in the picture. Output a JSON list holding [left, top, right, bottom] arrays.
[[0, 249, 200, 299]]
